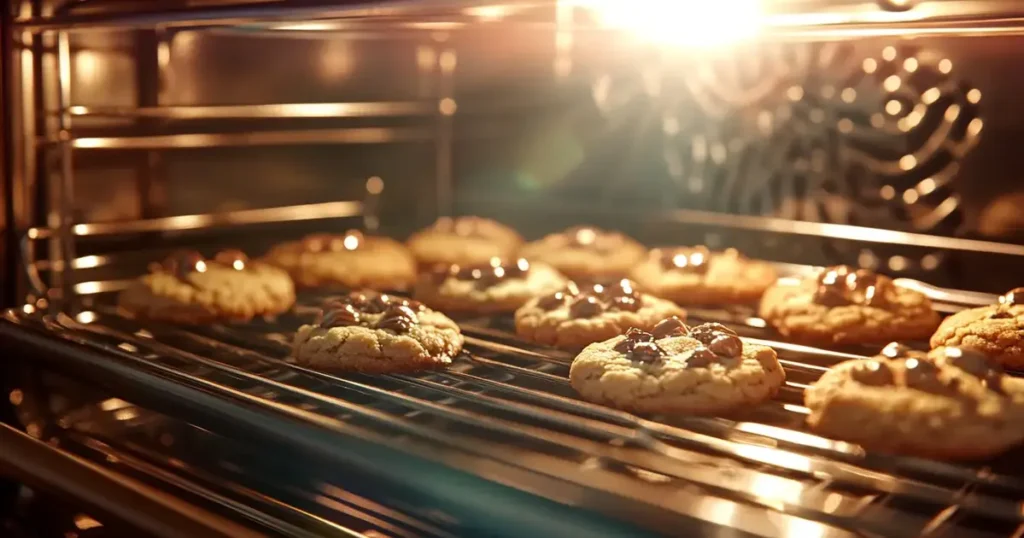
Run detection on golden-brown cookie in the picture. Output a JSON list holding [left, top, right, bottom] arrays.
[[518, 226, 647, 281], [406, 216, 523, 268], [630, 246, 777, 304], [758, 265, 940, 346], [413, 258, 567, 314], [264, 230, 417, 290], [805, 343, 1024, 460], [570, 320, 784, 414], [118, 249, 296, 324], [929, 288, 1024, 369], [514, 279, 685, 350], [292, 291, 463, 373]]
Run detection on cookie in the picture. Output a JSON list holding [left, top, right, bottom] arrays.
[[630, 246, 777, 304], [758, 265, 940, 346], [514, 279, 686, 350], [413, 257, 567, 314], [517, 226, 647, 281], [119, 249, 296, 324], [292, 291, 463, 373], [264, 230, 417, 290], [570, 320, 785, 414], [805, 343, 1024, 460], [929, 288, 1024, 370], [406, 216, 523, 268]]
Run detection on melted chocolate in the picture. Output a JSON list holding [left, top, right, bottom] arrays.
[[562, 226, 621, 253], [614, 328, 663, 363], [213, 249, 249, 270], [989, 309, 1014, 320], [435, 258, 531, 289], [880, 342, 915, 359], [319, 304, 361, 328], [850, 360, 895, 386], [901, 357, 954, 395], [375, 305, 419, 334], [686, 347, 717, 367], [813, 266, 894, 308], [432, 216, 498, 240], [684, 321, 741, 354], [681, 323, 743, 365], [658, 246, 712, 275], [539, 279, 644, 318], [301, 230, 363, 253], [157, 250, 208, 280], [944, 347, 1004, 394], [999, 287, 1024, 307], [651, 317, 689, 339]]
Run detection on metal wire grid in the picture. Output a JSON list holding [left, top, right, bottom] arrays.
[[6, 288, 1023, 538]]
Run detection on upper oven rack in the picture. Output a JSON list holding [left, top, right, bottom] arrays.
[[3, 285, 1023, 538], [12, 0, 1024, 38]]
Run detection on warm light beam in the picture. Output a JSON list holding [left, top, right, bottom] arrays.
[[577, 0, 763, 48]]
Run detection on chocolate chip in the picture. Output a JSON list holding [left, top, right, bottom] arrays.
[[213, 249, 249, 270], [537, 291, 567, 310], [159, 250, 208, 281], [375, 305, 419, 333], [651, 317, 689, 339], [1000, 287, 1024, 307], [658, 246, 711, 274], [320, 304, 361, 328], [609, 295, 641, 312], [614, 328, 662, 362], [628, 341, 663, 363], [708, 334, 742, 358], [685, 347, 717, 368], [902, 357, 952, 394], [850, 360, 895, 386], [944, 347, 1004, 394], [813, 265, 893, 308], [687, 323, 737, 345], [880, 342, 914, 359], [569, 295, 604, 318]]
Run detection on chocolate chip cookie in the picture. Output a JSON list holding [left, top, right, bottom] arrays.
[[570, 320, 785, 414], [413, 258, 568, 314], [759, 265, 940, 346], [119, 249, 296, 324], [406, 216, 523, 268], [805, 343, 1024, 460], [518, 226, 647, 281], [514, 279, 686, 350], [630, 246, 777, 304], [264, 230, 417, 290], [929, 288, 1024, 370], [292, 291, 463, 373]]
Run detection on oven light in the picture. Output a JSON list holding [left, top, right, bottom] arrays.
[[577, 0, 763, 48]]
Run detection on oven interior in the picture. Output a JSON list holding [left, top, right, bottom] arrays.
[[2, 1, 1024, 537]]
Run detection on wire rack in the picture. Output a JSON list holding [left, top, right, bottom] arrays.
[[4, 280, 1023, 538]]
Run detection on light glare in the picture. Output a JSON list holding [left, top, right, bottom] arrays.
[[578, 0, 763, 48]]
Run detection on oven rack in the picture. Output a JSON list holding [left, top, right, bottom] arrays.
[[4, 288, 1023, 538], [12, 0, 1024, 38]]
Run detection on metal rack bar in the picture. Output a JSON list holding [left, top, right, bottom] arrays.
[[26, 200, 363, 239], [40, 126, 434, 150], [58, 102, 436, 119], [13, 0, 508, 31], [464, 197, 1024, 257], [0, 423, 267, 538], [22, 290, 1024, 533]]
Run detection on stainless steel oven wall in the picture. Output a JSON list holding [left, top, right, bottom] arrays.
[[6, 0, 1024, 306]]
